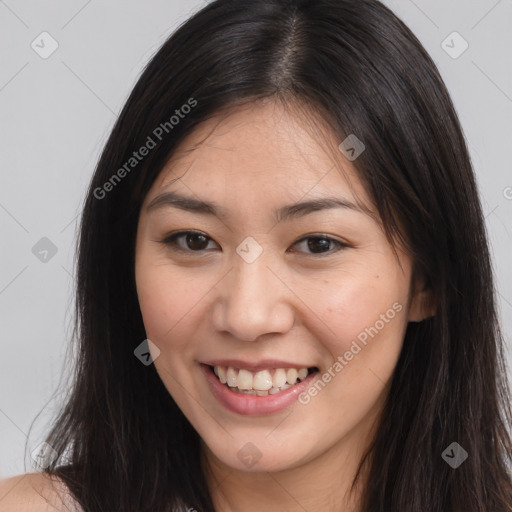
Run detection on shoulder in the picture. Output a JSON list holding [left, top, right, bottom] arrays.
[[0, 472, 81, 512]]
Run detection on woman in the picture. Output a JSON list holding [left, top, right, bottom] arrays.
[[2, 0, 511, 510]]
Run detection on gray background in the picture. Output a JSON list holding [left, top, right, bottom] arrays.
[[1, 0, 511, 479]]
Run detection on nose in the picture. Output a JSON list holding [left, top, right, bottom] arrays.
[[212, 251, 295, 342]]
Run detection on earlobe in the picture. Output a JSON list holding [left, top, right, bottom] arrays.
[[408, 278, 436, 322]]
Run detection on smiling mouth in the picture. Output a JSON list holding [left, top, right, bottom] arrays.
[[208, 365, 319, 396]]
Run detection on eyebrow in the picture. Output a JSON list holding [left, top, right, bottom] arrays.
[[146, 190, 366, 222]]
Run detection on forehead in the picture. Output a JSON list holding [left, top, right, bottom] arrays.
[[147, 99, 371, 210]]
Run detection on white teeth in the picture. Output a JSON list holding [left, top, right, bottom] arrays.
[[286, 368, 298, 385], [298, 368, 308, 380], [272, 368, 287, 388], [211, 365, 314, 395], [253, 370, 273, 391], [218, 366, 227, 384], [237, 369, 253, 390], [226, 367, 237, 387]]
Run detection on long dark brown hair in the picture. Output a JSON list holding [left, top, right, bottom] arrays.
[[40, 0, 512, 510]]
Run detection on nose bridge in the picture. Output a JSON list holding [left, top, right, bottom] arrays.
[[213, 245, 294, 341], [231, 253, 270, 308]]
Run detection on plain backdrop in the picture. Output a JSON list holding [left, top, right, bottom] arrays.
[[1, 0, 511, 479]]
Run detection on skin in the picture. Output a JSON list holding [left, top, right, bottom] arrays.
[[135, 99, 433, 512], [0, 473, 80, 511]]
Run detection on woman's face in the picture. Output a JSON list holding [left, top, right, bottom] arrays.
[[135, 100, 429, 474]]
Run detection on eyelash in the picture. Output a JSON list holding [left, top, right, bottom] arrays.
[[159, 230, 349, 257]]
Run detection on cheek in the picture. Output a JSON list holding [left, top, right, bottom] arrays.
[[135, 255, 186, 341], [135, 254, 215, 352], [136, 269, 171, 340], [309, 264, 409, 368], [135, 261, 201, 397], [292, 273, 408, 429]]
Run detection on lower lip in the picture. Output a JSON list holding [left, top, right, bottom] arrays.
[[201, 364, 318, 416]]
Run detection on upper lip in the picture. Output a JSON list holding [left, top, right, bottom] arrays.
[[201, 359, 316, 371]]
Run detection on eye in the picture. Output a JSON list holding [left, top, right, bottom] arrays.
[[160, 230, 219, 253], [289, 234, 348, 256], [160, 230, 347, 257]]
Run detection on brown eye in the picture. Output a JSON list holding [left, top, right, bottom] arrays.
[[290, 235, 347, 256], [307, 237, 332, 253], [185, 232, 209, 250], [161, 230, 218, 253]]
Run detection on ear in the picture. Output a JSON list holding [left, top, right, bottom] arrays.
[[408, 274, 436, 322]]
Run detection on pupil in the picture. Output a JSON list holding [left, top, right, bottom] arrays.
[[308, 237, 330, 253], [187, 233, 207, 250]]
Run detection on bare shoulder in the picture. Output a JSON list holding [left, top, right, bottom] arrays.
[[0, 472, 81, 512]]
